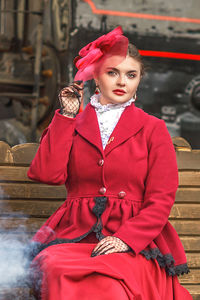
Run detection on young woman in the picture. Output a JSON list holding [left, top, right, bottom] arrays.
[[28, 27, 192, 299]]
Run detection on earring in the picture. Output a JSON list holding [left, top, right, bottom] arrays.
[[95, 85, 100, 94], [133, 93, 137, 100]]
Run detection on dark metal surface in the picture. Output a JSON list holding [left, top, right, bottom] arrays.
[[0, 10, 42, 15]]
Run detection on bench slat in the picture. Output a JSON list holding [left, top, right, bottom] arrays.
[[186, 253, 200, 268], [0, 217, 46, 232], [170, 204, 200, 219], [1, 183, 200, 205], [1, 166, 200, 187], [179, 171, 200, 186], [176, 188, 200, 203], [0, 200, 62, 217], [180, 236, 200, 251], [179, 269, 200, 284], [1, 182, 200, 203], [0, 166, 30, 182], [1, 200, 199, 219], [1, 217, 199, 237], [176, 150, 200, 170], [166, 220, 200, 235], [0, 182, 66, 199]]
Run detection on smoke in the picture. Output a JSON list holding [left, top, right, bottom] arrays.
[[0, 234, 32, 300], [0, 186, 36, 299], [0, 226, 30, 285]]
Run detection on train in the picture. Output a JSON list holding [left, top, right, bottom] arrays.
[[0, 0, 200, 147]]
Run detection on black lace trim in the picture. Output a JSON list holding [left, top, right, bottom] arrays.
[[28, 196, 107, 260], [140, 248, 190, 276], [92, 196, 107, 218]]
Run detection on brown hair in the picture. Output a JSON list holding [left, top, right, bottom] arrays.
[[127, 43, 145, 76]]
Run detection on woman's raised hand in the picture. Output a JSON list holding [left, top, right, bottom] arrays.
[[91, 236, 131, 257], [58, 81, 84, 118]]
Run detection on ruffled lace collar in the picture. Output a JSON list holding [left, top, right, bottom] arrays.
[[90, 93, 135, 112]]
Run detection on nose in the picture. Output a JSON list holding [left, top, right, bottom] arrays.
[[117, 75, 126, 86]]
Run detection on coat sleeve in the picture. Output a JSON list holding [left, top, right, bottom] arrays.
[[113, 119, 179, 254], [27, 110, 76, 185]]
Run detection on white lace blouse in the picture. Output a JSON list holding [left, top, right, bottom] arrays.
[[90, 94, 135, 149]]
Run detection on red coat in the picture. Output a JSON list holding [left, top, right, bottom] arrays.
[[28, 103, 188, 276]]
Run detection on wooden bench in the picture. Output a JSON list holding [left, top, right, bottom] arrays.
[[0, 138, 199, 299]]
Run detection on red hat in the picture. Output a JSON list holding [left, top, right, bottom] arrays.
[[74, 26, 129, 82]]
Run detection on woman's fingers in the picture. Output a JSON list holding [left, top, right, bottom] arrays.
[[101, 247, 116, 255], [91, 238, 116, 256], [91, 244, 106, 255], [91, 242, 107, 255], [60, 82, 83, 96], [73, 81, 84, 90], [92, 245, 115, 256], [93, 243, 112, 255], [60, 82, 83, 101], [71, 86, 81, 98], [72, 83, 84, 101], [96, 246, 115, 256], [92, 237, 111, 253], [60, 87, 74, 95]]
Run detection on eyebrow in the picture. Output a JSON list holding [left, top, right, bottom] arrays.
[[106, 67, 138, 73]]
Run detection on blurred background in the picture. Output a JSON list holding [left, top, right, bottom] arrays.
[[0, 0, 199, 147]]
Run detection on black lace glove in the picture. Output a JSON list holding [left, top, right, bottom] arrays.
[[58, 81, 83, 118], [91, 236, 131, 257]]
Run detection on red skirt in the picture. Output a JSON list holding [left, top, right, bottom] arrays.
[[31, 242, 192, 300]]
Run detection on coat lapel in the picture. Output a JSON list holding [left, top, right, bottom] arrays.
[[76, 103, 147, 157], [75, 104, 104, 155], [104, 103, 147, 156]]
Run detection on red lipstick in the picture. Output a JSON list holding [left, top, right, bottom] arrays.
[[113, 89, 126, 95]]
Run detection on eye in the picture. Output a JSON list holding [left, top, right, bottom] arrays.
[[107, 70, 117, 76], [127, 73, 136, 79]]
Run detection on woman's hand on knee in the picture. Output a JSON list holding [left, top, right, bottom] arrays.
[[91, 236, 131, 257]]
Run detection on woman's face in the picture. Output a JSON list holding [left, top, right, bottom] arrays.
[[95, 55, 141, 105]]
